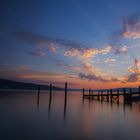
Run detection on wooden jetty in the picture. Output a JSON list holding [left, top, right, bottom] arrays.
[[83, 86, 140, 104]]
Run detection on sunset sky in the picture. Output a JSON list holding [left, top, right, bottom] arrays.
[[0, 0, 140, 89]]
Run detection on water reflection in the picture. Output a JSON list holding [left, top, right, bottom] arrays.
[[37, 86, 40, 111], [48, 93, 52, 116], [1, 90, 140, 140], [63, 94, 67, 121], [40, 90, 68, 122]]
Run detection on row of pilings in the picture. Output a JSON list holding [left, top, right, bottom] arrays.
[[37, 83, 140, 108], [37, 82, 68, 119], [82, 86, 140, 104]]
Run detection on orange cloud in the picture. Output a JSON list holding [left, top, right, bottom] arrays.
[[64, 48, 81, 57], [28, 50, 46, 56], [82, 46, 112, 59], [127, 59, 140, 82], [47, 42, 57, 53], [123, 31, 140, 39]]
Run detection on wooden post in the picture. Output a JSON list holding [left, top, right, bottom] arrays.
[[98, 91, 100, 100], [101, 90, 103, 101], [117, 89, 119, 103], [65, 82, 67, 101], [123, 88, 126, 104], [92, 89, 94, 99], [64, 82, 67, 118], [89, 88, 91, 99], [50, 84, 52, 101], [110, 89, 113, 103], [83, 88, 85, 98], [130, 88, 132, 94], [107, 90, 109, 102], [129, 88, 132, 103]]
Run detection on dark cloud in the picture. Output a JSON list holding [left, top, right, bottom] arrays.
[[111, 14, 140, 40], [79, 72, 109, 82], [113, 45, 128, 55], [122, 14, 140, 39], [55, 61, 80, 71], [28, 50, 46, 56], [14, 31, 112, 58], [78, 72, 122, 83], [14, 31, 88, 51], [127, 73, 139, 82]]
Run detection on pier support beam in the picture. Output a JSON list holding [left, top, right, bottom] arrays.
[[89, 88, 91, 100], [123, 88, 126, 104], [107, 90, 109, 102], [101, 90, 103, 101], [64, 82, 67, 103], [98, 91, 100, 100], [83, 88, 85, 98], [110, 89, 113, 103], [117, 89, 119, 104], [64, 82, 67, 118], [50, 84, 52, 101]]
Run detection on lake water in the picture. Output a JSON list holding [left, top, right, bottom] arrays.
[[0, 90, 140, 140]]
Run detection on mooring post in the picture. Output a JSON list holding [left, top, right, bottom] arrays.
[[130, 88, 132, 94], [92, 89, 94, 99], [101, 90, 103, 101], [107, 90, 109, 102], [65, 82, 67, 104], [65, 82, 67, 101], [50, 84, 52, 101], [98, 91, 100, 100], [64, 82, 67, 118], [129, 88, 132, 102], [83, 88, 85, 98], [110, 89, 113, 103], [89, 88, 91, 99], [117, 89, 119, 103], [123, 88, 126, 104]]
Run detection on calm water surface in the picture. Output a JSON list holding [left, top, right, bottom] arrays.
[[0, 90, 140, 140]]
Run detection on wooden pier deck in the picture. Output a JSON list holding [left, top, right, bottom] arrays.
[[83, 86, 140, 104]]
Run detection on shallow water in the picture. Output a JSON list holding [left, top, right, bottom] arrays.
[[0, 90, 140, 140]]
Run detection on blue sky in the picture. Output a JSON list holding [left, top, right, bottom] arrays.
[[0, 0, 140, 88]]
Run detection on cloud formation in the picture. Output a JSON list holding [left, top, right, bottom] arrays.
[[28, 50, 46, 56], [79, 72, 120, 83], [56, 61, 80, 72], [127, 59, 140, 82], [104, 58, 116, 63], [122, 14, 140, 39], [15, 31, 112, 59], [113, 45, 128, 55], [81, 45, 112, 59]]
